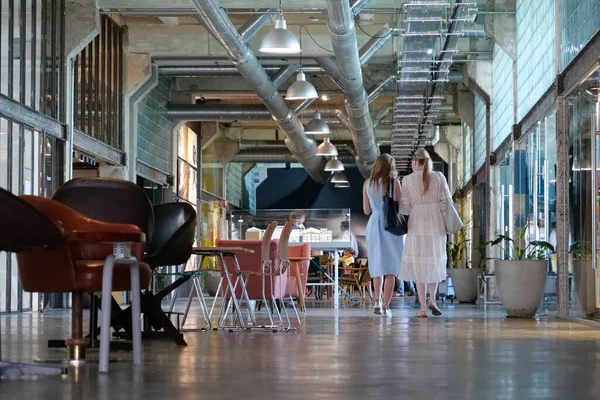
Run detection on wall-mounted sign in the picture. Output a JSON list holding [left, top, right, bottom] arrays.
[[177, 159, 197, 205]]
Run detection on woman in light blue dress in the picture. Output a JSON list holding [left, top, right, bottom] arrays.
[[363, 154, 404, 317]]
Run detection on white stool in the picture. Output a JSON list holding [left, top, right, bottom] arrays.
[[99, 242, 142, 374]]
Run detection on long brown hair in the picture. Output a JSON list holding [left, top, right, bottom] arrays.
[[369, 154, 397, 194], [412, 148, 433, 194]]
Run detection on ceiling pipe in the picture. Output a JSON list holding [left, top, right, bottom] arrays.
[[350, 0, 374, 16], [167, 103, 353, 121], [359, 25, 393, 66], [231, 152, 356, 164], [373, 107, 392, 127], [158, 65, 323, 77], [319, 0, 380, 178], [294, 98, 316, 115], [424, 126, 440, 146], [238, 8, 279, 43], [189, 0, 327, 183], [367, 74, 395, 104], [271, 64, 299, 88]]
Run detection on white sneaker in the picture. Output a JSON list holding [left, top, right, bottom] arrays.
[[374, 303, 382, 315], [382, 308, 392, 318]]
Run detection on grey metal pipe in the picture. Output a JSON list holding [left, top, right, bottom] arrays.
[[238, 8, 278, 43], [320, 0, 380, 177], [189, 0, 327, 182], [271, 64, 298, 88], [350, 0, 374, 16], [158, 65, 323, 77], [168, 103, 349, 121], [373, 107, 392, 127], [367, 75, 395, 104], [231, 152, 356, 164], [359, 25, 393, 65], [294, 99, 316, 115]]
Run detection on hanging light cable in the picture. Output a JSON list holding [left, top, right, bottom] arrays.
[[259, 0, 301, 54]]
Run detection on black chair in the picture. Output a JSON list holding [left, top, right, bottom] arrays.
[[135, 202, 196, 345], [51, 177, 155, 350]]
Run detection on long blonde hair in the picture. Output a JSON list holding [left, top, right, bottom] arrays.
[[412, 148, 433, 194], [369, 154, 397, 194]]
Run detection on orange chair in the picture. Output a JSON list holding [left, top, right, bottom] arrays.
[[0, 188, 150, 367]]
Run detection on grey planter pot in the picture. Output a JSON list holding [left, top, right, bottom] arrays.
[[495, 260, 548, 318], [204, 273, 222, 296], [572, 260, 596, 316], [448, 268, 480, 303]]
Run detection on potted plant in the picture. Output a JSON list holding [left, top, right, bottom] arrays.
[[447, 240, 480, 303], [570, 241, 595, 316], [479, 228, 554, 318]]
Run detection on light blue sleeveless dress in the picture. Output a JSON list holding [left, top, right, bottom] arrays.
[[365, 179, 404, 277]]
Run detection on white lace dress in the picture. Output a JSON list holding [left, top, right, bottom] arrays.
[[398, 171, 450, 284]]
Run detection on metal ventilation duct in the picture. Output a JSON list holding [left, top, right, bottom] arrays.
[[166, 104, 396, 125], [231, 153, 356, 164], [318, 0, 380, 178], [189, 0, 327, 182]]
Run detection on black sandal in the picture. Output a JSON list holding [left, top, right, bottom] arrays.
[[428, 302, 442, 316]]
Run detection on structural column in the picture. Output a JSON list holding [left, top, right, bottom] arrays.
[[555, 95, 570, 317]]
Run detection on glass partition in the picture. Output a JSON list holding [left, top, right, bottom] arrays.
[[232, 209, 352, 243], [567, 67, 600, 318]]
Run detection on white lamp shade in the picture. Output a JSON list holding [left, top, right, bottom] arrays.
[[259, 16, 302, 55], [316, 137, 338, 156], [285, 71, 318, 100], [335, 182, 351, 188], [324, 156, 344, 172], [331, 171, 349, 183], [304, 112, 331, 135]]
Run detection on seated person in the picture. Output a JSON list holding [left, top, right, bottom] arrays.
[[339, 220, 359, 257], [339, 249, 355, 275]]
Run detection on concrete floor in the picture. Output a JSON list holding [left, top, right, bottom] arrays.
[[1, 298, 600, 399]]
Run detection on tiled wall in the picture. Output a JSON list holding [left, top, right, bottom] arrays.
[[474, 95, 487, 172], [226, 163, 243, 208], [492, 45, 514, 151], [561, 0, 600, 70], [516, 0, 556, 121], [137, 78, 173, 174], [462, 122, 473, 186]]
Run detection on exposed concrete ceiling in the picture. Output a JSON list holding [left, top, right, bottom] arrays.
[[110, 0, 494, 175]]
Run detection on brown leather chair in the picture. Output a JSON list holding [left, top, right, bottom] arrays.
[[0, 187, 151, 362]]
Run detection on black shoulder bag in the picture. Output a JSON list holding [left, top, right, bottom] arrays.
[[383, 179, 408, 236]]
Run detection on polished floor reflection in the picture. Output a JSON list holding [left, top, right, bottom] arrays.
[[1, 298, 600, 399]]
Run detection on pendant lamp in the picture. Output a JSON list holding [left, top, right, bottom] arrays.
[[324, 156, 344, 172], [259, 3, 301, 55], [304, 111, 330, 135], [316, 137, 338, 156]]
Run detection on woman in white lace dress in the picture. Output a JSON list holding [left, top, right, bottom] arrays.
[[398, 149, 452, 318]]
